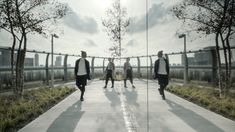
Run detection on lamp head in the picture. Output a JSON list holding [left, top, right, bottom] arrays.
[[53, 34, 59, 38], [178, 34, 185, 38]]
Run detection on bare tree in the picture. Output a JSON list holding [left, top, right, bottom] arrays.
[[102, 0, 129, 57], [0, 0, 67, 97], [172, 0, 235, 98]]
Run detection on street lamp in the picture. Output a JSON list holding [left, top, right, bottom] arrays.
[[179, 34, 188, 85], [51, 34, 59, 88]]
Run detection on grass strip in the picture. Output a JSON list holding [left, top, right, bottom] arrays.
[[0, 87, 76, 132], [166, 85, 235, 121]]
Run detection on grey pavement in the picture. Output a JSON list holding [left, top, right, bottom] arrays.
[[19, 79, 235, 132]]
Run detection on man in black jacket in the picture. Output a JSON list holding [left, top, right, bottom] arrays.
[[154, 50, 169, 100], [75, 51, 91, 101]]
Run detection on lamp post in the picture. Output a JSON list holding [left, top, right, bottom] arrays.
[[51, 34, 59, 88], [179, 34, 188, 85]]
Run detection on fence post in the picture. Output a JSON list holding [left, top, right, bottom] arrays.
[[149, 56, 153, 79], [103, 58, 105, 72], [165, 54, 169, 79], [45, 53, 50, 85], [64, 54, 68, 82], [184, 53, 189, 85], [211, 48, 217, 86], [91, 57, 95, 79], [137, 57, 141, 77]]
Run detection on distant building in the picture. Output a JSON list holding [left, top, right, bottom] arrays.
[[55, 56, 62, 66], [187, 57, 195, 66], [194, 51, 212, 65], [25, 58, 34, 66], [181, 46, 215, 66], [232, 61, 235, 66], [0, 49, 11, 67], [35, 53, 39, 67]]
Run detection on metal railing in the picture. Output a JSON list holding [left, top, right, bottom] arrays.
[[0, 46, 235, 90]]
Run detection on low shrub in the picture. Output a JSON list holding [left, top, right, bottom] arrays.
[[0, 87, 76, 132], [166, 85, 235, 121]]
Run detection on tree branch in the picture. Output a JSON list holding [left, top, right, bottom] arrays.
[[183, 16, 217, 29], [25, 16, 54, 28], [20, 2, 42, 18], [197, 3, 221, 17], [215, 1, 224, 8], [19, 0, 27, 7]]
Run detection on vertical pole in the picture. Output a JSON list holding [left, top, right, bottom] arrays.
[[45, 53, 50, 85], [103, 58, 105, 72], [149, 56, 153, 79], [184, 36, 188, 85], [91, 57, 95, 79], [51, 35, 54, 88], [165, 54, 169, 79], [64, 54, 68, 82], [137, 57, 141, 77]]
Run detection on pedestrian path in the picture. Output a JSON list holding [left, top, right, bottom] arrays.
[[19, 79, 235, 132]]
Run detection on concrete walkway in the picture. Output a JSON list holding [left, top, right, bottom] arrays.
[[19, 79, 235, 132]]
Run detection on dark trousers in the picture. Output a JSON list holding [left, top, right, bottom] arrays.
[[124, 70, 133, 86], [105, 70, 114, 86], [158, 74, 168, 97], [76, 75, 87, 99]]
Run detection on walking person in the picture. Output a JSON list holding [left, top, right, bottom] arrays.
[[124, 58, 135, 88], [75, 51, 91, 101], [103, 58, 115, 88], [154, 50, 169, 100]]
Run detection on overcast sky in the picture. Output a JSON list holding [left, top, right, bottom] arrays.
[[0, 0, 234, 66]]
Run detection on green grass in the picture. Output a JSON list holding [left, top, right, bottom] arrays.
[[0, 87, 76, 132], [166, 85, 235, 121]]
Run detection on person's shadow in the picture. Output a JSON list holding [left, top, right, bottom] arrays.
[[104, 88, 120, 107], [124, 88, 139, 107], [166, 99, 224, 132], [47, 101, 84, 132]]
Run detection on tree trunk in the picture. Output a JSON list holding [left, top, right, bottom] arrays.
[[15, 51, 20, 97], [225, 0, 234, 90], [14, 0, 27, 97], [219, 33, 229, 96], [226, 39, 232, 89], [18, 49, 25, 96], [215, 32, 223, 98], [15, 45, 26, 97], [11, 36, 16, 95], [6, 0, 17, 94]]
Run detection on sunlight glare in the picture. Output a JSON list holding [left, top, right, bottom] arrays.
[[95, 0, 128, 9], [95, 0, 112, 9]]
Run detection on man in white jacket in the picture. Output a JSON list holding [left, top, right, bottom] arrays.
[[75, 51, 91, 101], [154, 51, 169, 100]]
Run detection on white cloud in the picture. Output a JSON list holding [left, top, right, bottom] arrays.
[[83, 39, 97, 47], [128, 3, 171, 34], [126, 39, 138, 47], [63, 6, 98, 34]]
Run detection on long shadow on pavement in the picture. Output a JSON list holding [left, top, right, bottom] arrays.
[[166, 99, 224, 132], [124, 88, 139, 107], [104, 88, 120, 107], [47, 101, 84, 132]]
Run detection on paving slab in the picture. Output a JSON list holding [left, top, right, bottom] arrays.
[[19, 79, 235, 132]]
